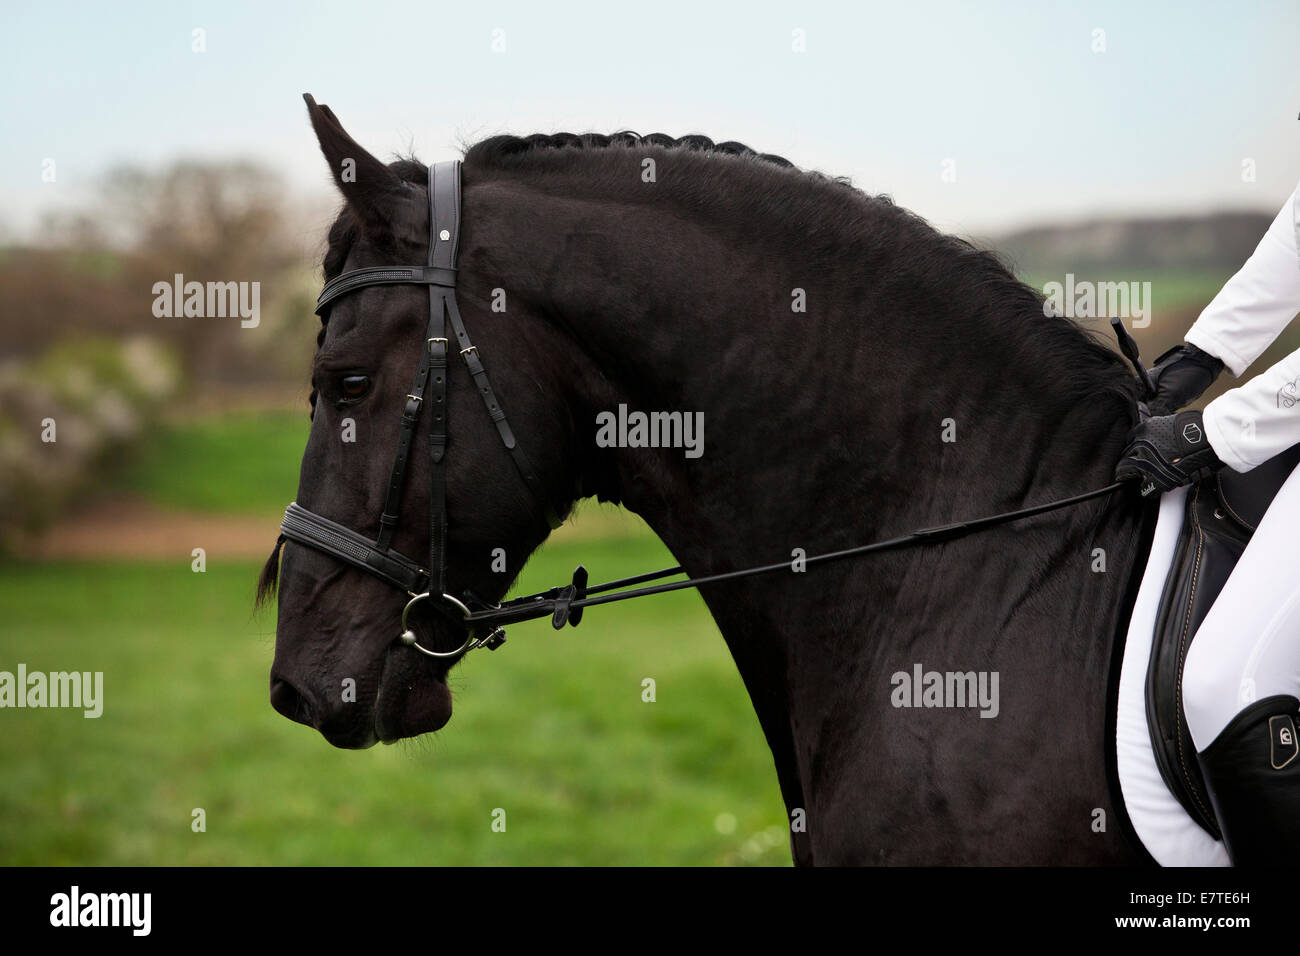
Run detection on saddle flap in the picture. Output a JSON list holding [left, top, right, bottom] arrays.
[[1215, 442, 1300, 529], [1144, 441, 1300, 839]]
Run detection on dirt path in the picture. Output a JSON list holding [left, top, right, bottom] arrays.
[[27, 498, 282, 561]]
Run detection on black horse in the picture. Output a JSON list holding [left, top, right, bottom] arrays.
[[264, 98, 1154, 865]]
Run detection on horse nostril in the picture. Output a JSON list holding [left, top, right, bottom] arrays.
[[270, 678, 314, 727]]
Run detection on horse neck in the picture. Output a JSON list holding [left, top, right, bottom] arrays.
[[472, 174, 1140, 569], [478, 172, 1147, 799]]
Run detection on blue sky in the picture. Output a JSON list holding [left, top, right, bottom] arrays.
[[3, 0, 1298, 238]]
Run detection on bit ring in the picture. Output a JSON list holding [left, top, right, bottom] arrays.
[[398, 592, 476, 658]]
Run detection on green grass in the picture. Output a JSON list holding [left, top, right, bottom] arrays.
[[0, 533, 790, 866], [111, 410, 308, 515]]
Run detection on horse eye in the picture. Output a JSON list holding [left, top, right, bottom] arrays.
[[338, 375, 371, 403]]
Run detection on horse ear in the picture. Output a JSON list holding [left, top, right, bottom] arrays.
[[303, 93, 407, 233]]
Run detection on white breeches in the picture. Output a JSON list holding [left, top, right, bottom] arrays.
[[1182, 459, 1300, 751]]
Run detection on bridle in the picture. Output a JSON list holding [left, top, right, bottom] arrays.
[[280, 160, 560, 659], [279, 159, 1144, 660]]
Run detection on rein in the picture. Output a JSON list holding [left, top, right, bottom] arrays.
[[470, 317, 1153, 646], [452, 480, 1130, 649], [464, 317, 1154, 647]]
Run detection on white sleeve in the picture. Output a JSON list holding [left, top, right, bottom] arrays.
[[1185, 183, 1300, 472], [1184, 183, 1300, 377]]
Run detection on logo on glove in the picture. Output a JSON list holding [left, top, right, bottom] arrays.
[[1182, 422, 1203, 444]]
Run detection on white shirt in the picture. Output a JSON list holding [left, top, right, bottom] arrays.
[[1184, 180, 1300, 472]]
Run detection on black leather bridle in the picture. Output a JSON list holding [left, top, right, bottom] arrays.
[[280, 160, 560, 658], [280, 159, 1141, 660]]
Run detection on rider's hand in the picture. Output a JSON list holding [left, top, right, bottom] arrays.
[[1114, 409, 1226, 496], [1147, 343, 1224, 416]]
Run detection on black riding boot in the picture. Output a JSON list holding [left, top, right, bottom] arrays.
[[1196, 694, 1300, 865]]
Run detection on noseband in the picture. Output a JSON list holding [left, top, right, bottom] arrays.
[[280, 161, 559, 658], [279, 159, 1143, 661]]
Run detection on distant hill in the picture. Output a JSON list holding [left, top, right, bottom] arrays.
[[983, 210, 1300, 405], [988, 211, 1273, 276]]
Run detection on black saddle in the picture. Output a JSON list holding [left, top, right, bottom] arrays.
[[1147, 442, 1300, 837]]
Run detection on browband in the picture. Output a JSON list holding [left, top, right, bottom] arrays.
[[315, 266, 458, 316]]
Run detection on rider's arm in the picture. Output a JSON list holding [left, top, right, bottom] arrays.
[[1183, 182, 1300, 472]]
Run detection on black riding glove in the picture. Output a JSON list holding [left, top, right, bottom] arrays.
[[1147, 343, 1224, 416], [1115, 409, 1226, 496]]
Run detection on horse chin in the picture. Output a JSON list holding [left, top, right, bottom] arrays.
[[373, 646, 454, 742]]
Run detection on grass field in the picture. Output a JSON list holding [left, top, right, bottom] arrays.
[[110, 409, 309, 517], [2, 412, 790, 866]]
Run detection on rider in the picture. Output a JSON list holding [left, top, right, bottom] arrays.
[[1115, 176, 1300, 865]]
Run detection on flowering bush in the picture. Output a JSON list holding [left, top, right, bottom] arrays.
[[0, 336, 178, 548]]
